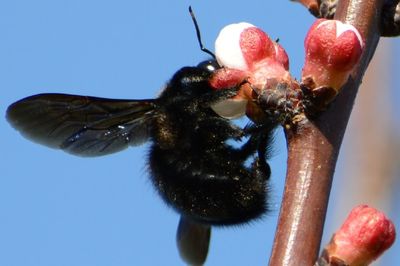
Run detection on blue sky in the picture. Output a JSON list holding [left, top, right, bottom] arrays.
[[1, 1, 399, 265]]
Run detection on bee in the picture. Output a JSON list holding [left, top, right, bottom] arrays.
[[6, 7, 278, 265], [6, 59, 275, 225]]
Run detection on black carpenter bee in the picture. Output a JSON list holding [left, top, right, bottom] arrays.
[[6, 7, 278, 265], [6, 59, 275, 225]]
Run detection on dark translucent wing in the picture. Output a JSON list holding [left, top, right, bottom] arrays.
[[6, 93, 156, 157], [176, 216, 211, 265]]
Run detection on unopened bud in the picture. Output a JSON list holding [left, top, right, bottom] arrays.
[[302, 19, 364, 103], [322, 205, 396, 265], [212, 22, 292, 119]]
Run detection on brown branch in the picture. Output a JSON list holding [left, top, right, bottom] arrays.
[[269, 0, 385, 265], [291, 0, 321, 16], [295, 0, 400, 36]]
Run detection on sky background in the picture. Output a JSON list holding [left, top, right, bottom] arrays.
[[1, 1, 399, 265]]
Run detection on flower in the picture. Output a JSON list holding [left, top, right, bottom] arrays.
[[301, 19, 364, 98], [210, 22, 292, 119], [323, 205, 396, 265]]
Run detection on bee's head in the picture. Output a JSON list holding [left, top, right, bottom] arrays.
[[196, 60, 220, 73], [159, 60, 221, 102]]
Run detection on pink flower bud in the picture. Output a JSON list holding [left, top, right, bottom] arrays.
[[302, 19, 364, 95], [212, 23, 292, 119], [324, 205, 396, 265]]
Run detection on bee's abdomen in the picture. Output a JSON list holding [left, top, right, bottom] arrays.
[[148, 145, 270, 225]]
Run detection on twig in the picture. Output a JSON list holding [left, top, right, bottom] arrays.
[[269, 0, 385, 265], [291, 0, 321, 16]]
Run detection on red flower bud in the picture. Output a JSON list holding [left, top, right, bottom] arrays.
[[214, 22, 289, 74], [323, 205, 396, 265], [212, 22, 292, 119], [302, 19, 364, 95]]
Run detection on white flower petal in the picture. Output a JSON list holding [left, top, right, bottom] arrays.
[[215, 22, 254, 70]]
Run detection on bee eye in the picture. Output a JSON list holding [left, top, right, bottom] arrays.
[[196, 60, 221, 73]]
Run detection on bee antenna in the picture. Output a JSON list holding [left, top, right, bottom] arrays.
[[189, 6, 216, 59]]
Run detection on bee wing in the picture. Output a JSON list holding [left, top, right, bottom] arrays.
[[6, 93, 156, 157], [176, 216, 211, 265]]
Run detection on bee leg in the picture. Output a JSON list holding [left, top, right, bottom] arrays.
[[243, 123, 275, 180], [253, 154, 271, 181], [253, 155, 271, 177], [234, 123, 269, 160]]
